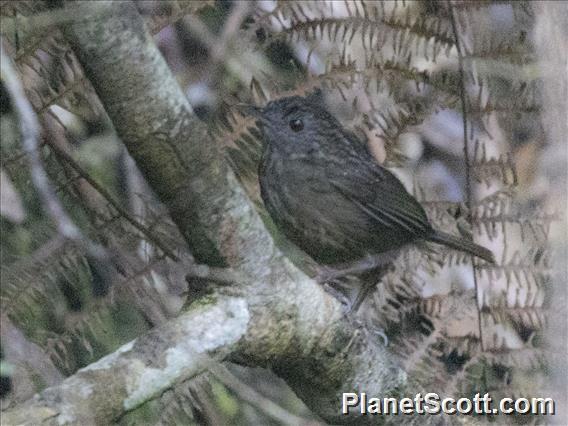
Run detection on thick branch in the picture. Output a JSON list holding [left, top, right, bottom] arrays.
[[1, 297, 249, 425], [3, 1, 406, 424]]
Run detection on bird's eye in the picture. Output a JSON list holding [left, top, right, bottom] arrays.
[[289, 119, 304, 132]]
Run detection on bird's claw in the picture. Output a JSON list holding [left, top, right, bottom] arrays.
[[322, 282, 352, 310]]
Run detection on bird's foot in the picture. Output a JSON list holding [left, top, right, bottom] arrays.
[[315, 254, 396, 314], [321, 279, 375, 315], [322, 281, 352, 312]]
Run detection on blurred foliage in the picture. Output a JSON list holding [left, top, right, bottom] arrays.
[[0, 0, 562, 424]]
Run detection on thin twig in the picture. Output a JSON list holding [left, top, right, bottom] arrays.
[[1, 39, 108, 265], [41, 115, 180, 262], [0, 3, 110, 37], [209, 363, 318, 426], [447, 2, 485, 351], [209, 2, 251, 69], [184, 12, 272, 88]]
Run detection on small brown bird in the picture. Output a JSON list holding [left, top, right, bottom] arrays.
[[247, 91, 495, 311]]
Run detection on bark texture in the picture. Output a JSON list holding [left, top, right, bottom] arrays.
[[2, 1, 406, 424]]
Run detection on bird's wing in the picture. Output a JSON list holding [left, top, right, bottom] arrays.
[[326, 136, 431, 237]]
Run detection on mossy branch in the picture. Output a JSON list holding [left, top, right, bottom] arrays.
[[2, 2, 406, 424]]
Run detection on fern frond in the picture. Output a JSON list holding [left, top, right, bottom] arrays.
[[257, 1, 455, 62]]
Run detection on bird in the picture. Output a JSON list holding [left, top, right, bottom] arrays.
[[244, 91, 495, 311]]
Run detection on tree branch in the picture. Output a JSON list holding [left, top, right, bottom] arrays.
[[1, 297, 250, 425], [2, 2, 407, 424]]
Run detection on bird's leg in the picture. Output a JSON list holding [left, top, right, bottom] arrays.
[[314, 251, 397, 284], [315, 250, 400, 314], [321, 281, 353, 308], [349, 280, 377, 314]]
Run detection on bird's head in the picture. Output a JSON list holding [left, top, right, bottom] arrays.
[[239, 90, 340, 155]]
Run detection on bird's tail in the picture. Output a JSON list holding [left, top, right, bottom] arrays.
[[428, 230, 495, 264]]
